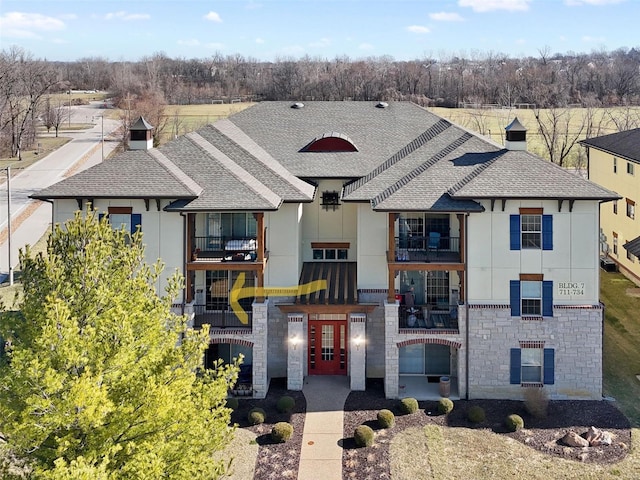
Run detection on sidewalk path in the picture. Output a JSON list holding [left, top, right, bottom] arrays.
[[298, 376, 350, 480]]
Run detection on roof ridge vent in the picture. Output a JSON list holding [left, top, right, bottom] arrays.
[[291, 102, 305, 109], [376, 101, 389, 108]]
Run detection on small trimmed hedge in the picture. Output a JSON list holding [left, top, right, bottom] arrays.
[[225, 397, 239, 410], [437, 397, 454, 414], [276, 395, 296, 413], [271, 422, 294, 443], [505, 414, 524, 432], [377, 409, 395, 429], [248, 407, 266, 425], [467, 405, 486, 423], [354, 425, 375, 447], [399, 397, 419, 414]]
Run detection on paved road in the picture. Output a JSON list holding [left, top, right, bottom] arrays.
[[0, 102, 121, 281]]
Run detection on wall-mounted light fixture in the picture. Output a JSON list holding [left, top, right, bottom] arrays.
[[289, 335, 301, 350], [352, 335, 364, 350]]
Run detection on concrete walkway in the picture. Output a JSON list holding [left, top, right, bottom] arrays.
[[298, 376, 350, 480]]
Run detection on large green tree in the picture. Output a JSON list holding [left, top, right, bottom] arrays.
[[0, 210, 238, 479]]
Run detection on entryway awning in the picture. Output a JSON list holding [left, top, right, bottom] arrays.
[[298, 262, 357, 305], [623, 235, 640, 257]]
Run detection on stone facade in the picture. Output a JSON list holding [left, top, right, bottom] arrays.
[[349, 313, 367, 391]]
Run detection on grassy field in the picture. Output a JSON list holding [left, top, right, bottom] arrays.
[[158, 103, 254, 142]]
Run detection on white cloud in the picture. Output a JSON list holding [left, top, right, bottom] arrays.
[[458, 0, 530, 12], [58, 14, 77, 21], [429, 12, 464, 21], [358, 43, 374, 51], [177, 39, 201, 47], [0, 11, 65, 39], [565, 0, 623, 5], [582, 35, 606, 43], [309, 37, 331, 48], [406, 25, 430, 34], [204, 11, 222, 22], [255, 37, 265, 44], [104, 11, 150, 21]]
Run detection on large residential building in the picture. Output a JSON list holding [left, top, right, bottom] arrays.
[[581, 129, 640, 283], [33, 102, 618, 401]]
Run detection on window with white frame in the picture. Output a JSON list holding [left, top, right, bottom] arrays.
[[521, 214, 542, 249], [510, 346, 554, 385], [521, 348, 543, 383], [627, 162, 635, 175], [626, 199, 635, 219], [521, 281, 542, 316]]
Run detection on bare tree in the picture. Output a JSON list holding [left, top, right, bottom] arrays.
[[533, 107, 586, 166]]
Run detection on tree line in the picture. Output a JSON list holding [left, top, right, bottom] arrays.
[[2, 45, 640, 160]]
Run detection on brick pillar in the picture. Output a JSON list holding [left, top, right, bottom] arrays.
[[349, 313, 367, 391], [384, 300, 400, 398], [251, 299, 269, 398], [287, 314, 305, 391]]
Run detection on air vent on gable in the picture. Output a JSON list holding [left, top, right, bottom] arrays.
[[376, 102, 389, 108], [291, 102, 305, 109]]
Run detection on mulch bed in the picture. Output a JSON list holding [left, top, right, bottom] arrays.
[[231, 378, 306, 480], [343, 379, 632, 479], [232, 378, 631, 480]]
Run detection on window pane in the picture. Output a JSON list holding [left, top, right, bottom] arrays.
[[110, 213, 131, 232], [521, 215, 541, 232], [399, 344, 424, 374], [522, 366, 542, 383], [521, 348, 543, 383], [522, 299, 541, 315], [521, 281, 542, 298]]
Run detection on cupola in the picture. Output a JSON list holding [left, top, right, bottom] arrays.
[[129, 116, 154, 151], [505, 117, 527, 151]]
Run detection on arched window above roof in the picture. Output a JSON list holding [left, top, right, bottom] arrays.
[[301, 132, 358, 152]]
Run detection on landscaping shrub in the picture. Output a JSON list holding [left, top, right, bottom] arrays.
[[467, 405, 486, 423], [399, 397, 419, 414], [271, 422, 294, 443], [377, 409, 395, 428], [437, 397, 454, 414], [505, 414, 524, 432], [225, 397, 239, 410], [276, 395, 296, 413], [248, 407, 266, 425], [354, 425, 375, 447], [523, 387, 549, 418]]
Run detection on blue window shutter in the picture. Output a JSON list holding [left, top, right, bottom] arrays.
[[543, 348, 555, 384], [510, 215, 521, 250], [98, 213, 105, 222], [542, 281, 553, 317], [131, 214, 142, 234], [510, 280, 521, 316], [510, 348, 521, 384], [542, 215, 553, 250]]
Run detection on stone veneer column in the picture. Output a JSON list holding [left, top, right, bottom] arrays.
[[251, 299, 269, 399], [287, 314, 305, 390], [384, 300, 400, 398], [349, 313, 367, 391]]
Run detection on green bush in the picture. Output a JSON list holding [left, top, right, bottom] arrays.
[[437, 397, 454, 414], [354, 425, 375, 447], [467, 405, 486, 423], [377, 409, 395, 428], [505, 414, 524, 432], [225, 397, 239, 410], [276, 395, 296, 413], [248, 407, 266, 425], [271, 422, 294, 443], [399, 397, 419, 414]]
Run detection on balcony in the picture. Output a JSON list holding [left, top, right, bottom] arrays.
[[193, 304, 253, 329], [394, 236, 460, 263], [192, 236, 258, 263], [398, 303, 459, 331]]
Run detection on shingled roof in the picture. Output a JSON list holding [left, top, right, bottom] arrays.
[[579, 128, 640, 163], [34, 101, 619, 211]]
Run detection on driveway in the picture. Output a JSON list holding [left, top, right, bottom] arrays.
[[0, 102, 120, 281]]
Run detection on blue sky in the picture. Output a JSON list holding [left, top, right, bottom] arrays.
[[1, 0, 637, 62]]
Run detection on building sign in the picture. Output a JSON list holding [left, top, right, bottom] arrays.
[[557, 282, 586, 296]]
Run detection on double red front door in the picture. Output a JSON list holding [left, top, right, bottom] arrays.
[[308, 318, 347, 375]]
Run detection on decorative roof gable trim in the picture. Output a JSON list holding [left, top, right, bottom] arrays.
[[344, 119, 451, 197], [186, 131, 282, 209], [147, 148, 203, 196], [213, 119, 315, 200], [371, 132, 472, 208], [447, 149, 508, 196]]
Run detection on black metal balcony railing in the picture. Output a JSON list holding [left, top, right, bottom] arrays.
[[193, 304, 253, 329], [192, 236, 258, 261], [394, 236, 460, 262], [398, 304, 459, 330]]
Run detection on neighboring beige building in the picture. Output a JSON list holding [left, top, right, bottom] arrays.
[[33, 103, 618, 402], [581, 129, 640, 283]]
